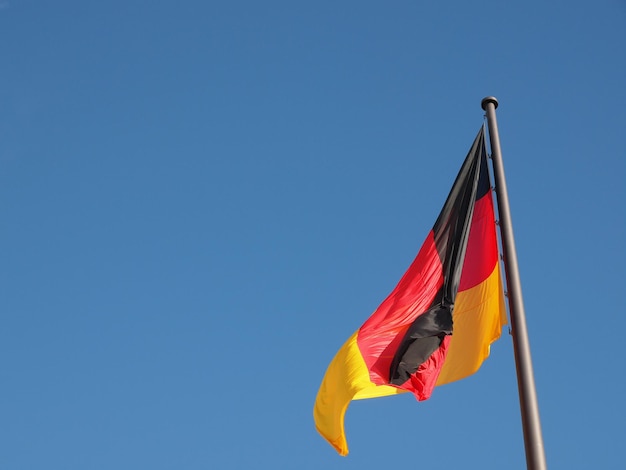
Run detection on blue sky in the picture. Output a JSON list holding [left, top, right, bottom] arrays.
[[1, 1, 624, 469]]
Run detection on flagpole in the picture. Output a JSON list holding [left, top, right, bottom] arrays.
[[481, 97, 547, 470]]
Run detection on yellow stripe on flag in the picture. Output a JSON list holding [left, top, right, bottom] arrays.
[[437, 263, 507, 385], [313, 331, 405, 456]]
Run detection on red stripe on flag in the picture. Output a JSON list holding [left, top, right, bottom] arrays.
[[458, 193, 499, 292], [357, 230, 443, 385]]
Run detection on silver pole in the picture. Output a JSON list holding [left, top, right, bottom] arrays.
[[481, 97, 547, 470]]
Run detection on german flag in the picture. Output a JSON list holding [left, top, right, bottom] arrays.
[[313, 127, 507, 456]]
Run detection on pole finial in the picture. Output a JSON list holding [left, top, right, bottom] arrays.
[[481, 96, 499, 110]]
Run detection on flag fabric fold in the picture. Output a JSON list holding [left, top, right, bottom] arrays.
[[313, 127, 507, 456]]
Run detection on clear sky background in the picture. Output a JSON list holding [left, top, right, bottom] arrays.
[[1, 1, 624, 469]]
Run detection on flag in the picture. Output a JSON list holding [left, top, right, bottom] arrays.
[[313, 127, 507, 456]]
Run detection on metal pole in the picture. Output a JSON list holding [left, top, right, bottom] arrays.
[[481, 97, 547, 470]]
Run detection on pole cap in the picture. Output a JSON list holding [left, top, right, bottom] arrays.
[[481, 96, 499, 110]]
